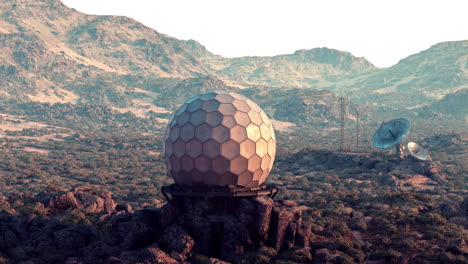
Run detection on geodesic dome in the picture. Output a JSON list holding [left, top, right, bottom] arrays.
[[163, 91, 276, 187]]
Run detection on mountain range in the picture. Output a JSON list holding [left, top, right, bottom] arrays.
[[0, 0, 466, 125]]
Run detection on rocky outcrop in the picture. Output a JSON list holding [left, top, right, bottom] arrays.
[[38, 186, 116, 213], [119, 245, 179, 264], [446, 239, 468, 255], [97, 194, 309, 261], [0, 196, 15, 214], [420, 160, 447, 183], [0, 186, 309, 263], [159, 224, 195, 261], [0, 214, 98, 262]]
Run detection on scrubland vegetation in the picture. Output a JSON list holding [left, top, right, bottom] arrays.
[[0, 103, 466, 263]]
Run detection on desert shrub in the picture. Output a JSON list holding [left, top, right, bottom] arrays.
[[416, 213, 447, 226], [277, 247, 312, 263], [349, 219, 367, 231], [52, 210, 90, 225], [369, 217, 397, 234], [343, 247, 365, 263], [436, 252, 468, 264], [335, 252, 355, 264], [422, 231, 443, 240]]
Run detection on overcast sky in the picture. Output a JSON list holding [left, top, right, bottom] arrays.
[[61, 0, 467, 68]]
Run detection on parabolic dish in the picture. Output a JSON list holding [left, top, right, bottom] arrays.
[[372, 118, 410, 149], [407, 142, 429, 161]]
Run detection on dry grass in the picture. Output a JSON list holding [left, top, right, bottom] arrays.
[[0, 114, 49, 131], [22, 147, 50, 154], [26, 79, 80, 104], [271, 119, 296, 132]]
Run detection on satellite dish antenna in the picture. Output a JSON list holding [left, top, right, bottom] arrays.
[[372, 118, 410, 158], [407, 142, 430, 161]]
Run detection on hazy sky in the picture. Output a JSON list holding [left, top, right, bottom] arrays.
[[61, 0, 467, 68]]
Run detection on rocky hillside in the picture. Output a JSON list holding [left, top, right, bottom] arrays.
[[0, 0, 212, 109], [337, 41, 468, 108], [0, 0, 466, 124], [417, 88, 468, 121], [244, 88, 362, 127], [200, 48, 376, 88], [0, 0, 374, 110]]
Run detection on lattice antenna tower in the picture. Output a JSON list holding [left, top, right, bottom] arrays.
[[339, 95, 348, 153], [355, 106, 360, 152]]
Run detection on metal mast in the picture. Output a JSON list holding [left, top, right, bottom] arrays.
[[356, 107, 360, 152], [339, 95, 348, 153]]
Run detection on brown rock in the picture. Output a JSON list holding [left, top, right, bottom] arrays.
[[421, 161, 447, 183], [446, 239, 468, 255], [254, 196, 274, 240], [74, 188, 116, 213], [159, 224, 194, 261], [222, 217, 248, 255], [204, 258, 232, 264], [64, 257, 83, 264], [39, 186, 116, 213], [119, 246, 179, 264], [116, 203, 134, 213], [53, 225, 98, 249], [440, 203, 460, 216], [313, 248, 338, 263], [296, 223, 312, 248], [279, 200, 298, 207], [268, 201, 302, 251], [154, 195, 309, 259], [0, 198, 15, 214], [49, 192, 79, 210]]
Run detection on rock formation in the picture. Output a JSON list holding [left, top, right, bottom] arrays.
[[0, 186, 310, 263], [37, 186, 116, 213], [106, 195, 309, 263], [420, 160, 447, 183]]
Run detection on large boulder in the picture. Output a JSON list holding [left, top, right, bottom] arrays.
[[159, 224, 195, 261], [163, 195, 308, 258], [38, 186, 116, 213], [119, 245, 179, 264], [421, 161, 447, 183]]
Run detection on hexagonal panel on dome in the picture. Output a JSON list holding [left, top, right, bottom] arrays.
[[218, 104, 237, 115], [215, 94, 234, 104], [163, 91, 276, 187], [240, 139, 256, 159], [190, 109, 207, 126], [221, 140, 240, 159], [212, 125, 230, 143], [199, 92, 218, 101], [246, 123, 261, 142], [180, 124, 196, 142], [231, 125, 247, 143], [248, 110, 263, 126], [205, 111, 223, 126], [186, 100, 203, 112], [222, 116, 237, 129], [201, 100, 220, 112], [234, 111, 250, 127], [195, 123, 212, 142], [231, 156, 249, 175], [232, 99, 250, 112]]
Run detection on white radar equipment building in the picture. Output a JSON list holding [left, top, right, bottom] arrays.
[[162, 91, 277, 199]]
